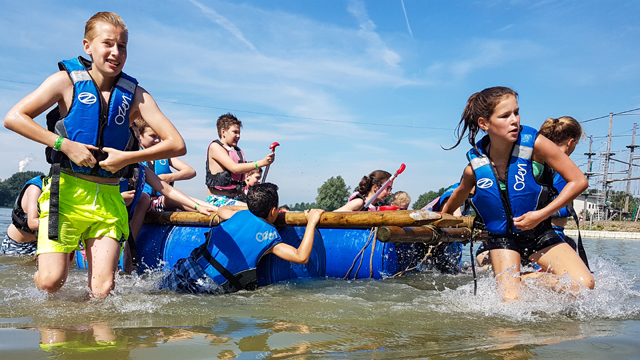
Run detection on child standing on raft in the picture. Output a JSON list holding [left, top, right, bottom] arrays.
[[205, 113, 274, 207], [441, 86, 593, 301], [3, 12, 186, 297], [335, 170, 392, 212]]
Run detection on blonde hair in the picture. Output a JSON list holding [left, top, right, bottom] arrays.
[[538, 116, 584, 145], [84, 12, 128, 42], [391, 191, 411, 207]]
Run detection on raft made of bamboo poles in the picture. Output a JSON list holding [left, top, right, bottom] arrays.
[[145, 209, 475, 229]]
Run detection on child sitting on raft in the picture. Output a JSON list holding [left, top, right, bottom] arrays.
[[120, 164, 215, 273], [2, 175, 44, 256], [3, 12, 187, 297], [335, 170, 392, 211], [441, 86, 593, 301], [390, 191, 411, 210], [205, 113, 274, 208], [159, 183, 324, 294], [240, 164, 262, 200], [133, 117, 196, 212]]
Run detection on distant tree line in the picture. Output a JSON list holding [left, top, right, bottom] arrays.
[[0, 171, 46, 207], [283, 175, 449, 212]]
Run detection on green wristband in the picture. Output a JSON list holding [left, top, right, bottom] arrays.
[[195, 203, 199, 211], [254, 161, 259, 169], [53, 136, 64, 151]]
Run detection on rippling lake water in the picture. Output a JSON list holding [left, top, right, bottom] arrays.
[[0, 207, 639, 359]]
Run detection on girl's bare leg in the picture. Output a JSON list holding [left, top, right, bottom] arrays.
[[489, 249, 522, 301], [528, 242, 594, 292]]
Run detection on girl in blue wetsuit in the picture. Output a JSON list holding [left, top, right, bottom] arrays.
[[442, 86, 593, 301]]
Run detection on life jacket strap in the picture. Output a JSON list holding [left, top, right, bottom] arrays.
[[48, 163, 61, 240], [196, 233, 257, 292], [571, 212, 590, 271]]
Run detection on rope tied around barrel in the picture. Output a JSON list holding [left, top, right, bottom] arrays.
[[343, 227, 378, 280], [391, 225, 443, 278]]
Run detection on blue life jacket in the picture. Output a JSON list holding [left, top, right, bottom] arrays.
[[194, 210, 282, 292], [551, 172, 575, 218], [142, 158, 172, 196], [11, 176, 44, 234], [431, 183, 460, 212], [467, 125, 553, 235], [46, 56, 139, 178]]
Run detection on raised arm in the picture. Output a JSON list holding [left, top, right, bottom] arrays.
[[4, 72, 98, 168], [100, 86, 186, 172], [208, 142, 274, 175], [441, 165, 475, 214], [270, 209, 324, 264]]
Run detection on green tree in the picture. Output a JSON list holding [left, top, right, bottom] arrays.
[[412, 187, 447, 210], [0, 171, 46, 207], [316, 176, 350, 211], [287, 202, 318, 211]]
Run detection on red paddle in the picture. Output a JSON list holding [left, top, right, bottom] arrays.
[[262, 142, 279, 182], [363, 163, 406, 209]]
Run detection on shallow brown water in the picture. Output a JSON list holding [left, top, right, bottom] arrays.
[[0, 207, 639, 359]]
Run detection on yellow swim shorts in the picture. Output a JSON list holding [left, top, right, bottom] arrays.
[[37, 172, 129, 254]]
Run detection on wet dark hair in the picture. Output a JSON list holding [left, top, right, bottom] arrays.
[[538, 116, 583, 145], [445, 86, 518, 150], [358, 170, 391, 195], [217, 113, 242, 138], [247, 183, 279, 219]]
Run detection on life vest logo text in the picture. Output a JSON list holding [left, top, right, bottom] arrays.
[[256, 230, 277, 242], [78, 92, 97, 105], [477, 178, 493, 189], [114, 95, 131, 125], [513, 163, 527, 191]]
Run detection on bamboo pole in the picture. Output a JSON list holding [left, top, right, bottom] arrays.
[[275, 210, 473, 228], [377, 226, 487, 244], [145, 209, 475, 229], [145, 211, 223, 227]]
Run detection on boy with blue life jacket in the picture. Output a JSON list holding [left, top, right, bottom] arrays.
[[133, 117, 196, 212], [2, 176, 44, 256], [206, 113, 274, 208], [442, 86, 592, 301], [160, 183, 324, 294], [335, 170, 392, 212], [3, 12, 187, 297]]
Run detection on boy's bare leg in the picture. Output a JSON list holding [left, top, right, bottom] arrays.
[[86, 236, 121, 298], [34, 252, 71, 293]]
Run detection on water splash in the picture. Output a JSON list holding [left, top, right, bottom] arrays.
[[434, 255, 640, 322]]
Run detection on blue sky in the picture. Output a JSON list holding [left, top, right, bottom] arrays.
[[1, 0, 639, 206]]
